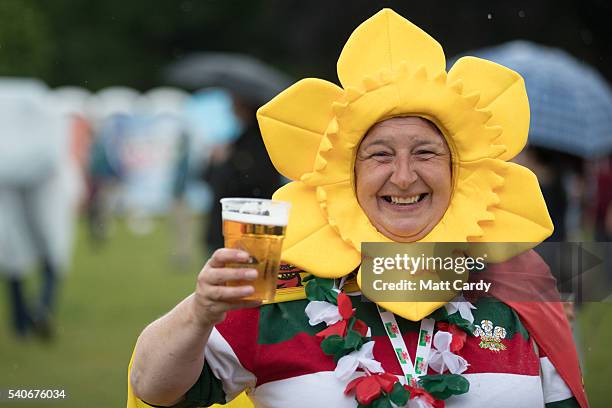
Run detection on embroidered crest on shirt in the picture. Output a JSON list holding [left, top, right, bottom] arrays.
[[474, 319, 507, 351]]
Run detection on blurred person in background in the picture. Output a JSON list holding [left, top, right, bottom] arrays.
[[163, 53, 288, 254], [513, 146, 585, 242], [86, 114, 127, 245], [202, 94, 282, 253], [0, 79, 82, 339], [170, 130, 193, 268], [593, 156, 612, 241]]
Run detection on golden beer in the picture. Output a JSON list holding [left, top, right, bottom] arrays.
[[221, 199, 290, 302]]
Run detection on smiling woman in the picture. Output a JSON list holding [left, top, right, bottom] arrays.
[[128, 8, 587, 408], [355, 117, 451, 242]]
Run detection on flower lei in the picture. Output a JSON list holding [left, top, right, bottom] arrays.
[[305, 276, 473, 408]]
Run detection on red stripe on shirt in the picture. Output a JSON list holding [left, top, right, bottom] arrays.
[[250, 330, 539, 386], [216, 307, 260, 373]]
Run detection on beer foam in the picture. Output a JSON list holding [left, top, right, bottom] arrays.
[[222, 211, 288, 226]]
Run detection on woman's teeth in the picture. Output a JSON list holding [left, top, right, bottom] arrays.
[[384, 194, 425, 205]]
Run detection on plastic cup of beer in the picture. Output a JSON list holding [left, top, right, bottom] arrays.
[[220, 198, 290, 303]]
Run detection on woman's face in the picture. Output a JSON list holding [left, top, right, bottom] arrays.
[[355, 116, 452, 242]]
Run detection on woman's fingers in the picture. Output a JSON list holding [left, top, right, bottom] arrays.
[[202, 284, 255, 302], [191, 249, 263, 326], [202, 267, 258, 286], [207, 248, 250, 268]]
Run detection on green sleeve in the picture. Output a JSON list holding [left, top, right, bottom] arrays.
[[169, 360, 227, 408], [545, 397, 581, 408]]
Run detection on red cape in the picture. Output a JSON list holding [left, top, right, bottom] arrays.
[[471, 250, 589, 408]]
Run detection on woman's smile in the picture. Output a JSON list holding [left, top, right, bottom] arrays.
[[379, 192, 430, 211]]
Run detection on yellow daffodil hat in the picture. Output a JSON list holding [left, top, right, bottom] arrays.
[[257, 9, 553, 319]]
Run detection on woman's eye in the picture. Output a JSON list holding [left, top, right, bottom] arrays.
[[371, 152, 391, 157], [415, 150, 436, 158]]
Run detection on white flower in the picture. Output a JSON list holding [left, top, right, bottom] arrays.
[[428, 331, 469, 374], [408, 396, 434, 408], [334, 341, 384, 381], [444, 295, 476, 324], [305, 301, 341, 326]]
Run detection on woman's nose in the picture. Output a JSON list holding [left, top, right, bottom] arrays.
[[389, 157, 418, 189]]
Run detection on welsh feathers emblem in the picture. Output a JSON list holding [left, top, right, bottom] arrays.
[[474, 319, 507, 352]]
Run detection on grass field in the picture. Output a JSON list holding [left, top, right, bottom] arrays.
[[1, 218, 610, 407], [0, 218, 201, 407]]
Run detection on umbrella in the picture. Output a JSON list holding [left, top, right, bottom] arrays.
[[142, 87, 190, 117], [184, 88, 242, 146], [51, 86, 92, 117], [165, 52, 293, 106], [89, 86, 140, 121], [455, 41, 612, 158], [0, 78, 63, 187]]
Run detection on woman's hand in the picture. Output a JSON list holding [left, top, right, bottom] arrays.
[[131, 248, 262, 405], [191, 248, 262, 328]]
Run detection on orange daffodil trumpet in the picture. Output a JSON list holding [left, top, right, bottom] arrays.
[[257, 9, 553, 321]]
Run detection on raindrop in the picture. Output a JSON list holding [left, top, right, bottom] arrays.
[[487, 13, 493, 20], [518, 10, 526, 18]]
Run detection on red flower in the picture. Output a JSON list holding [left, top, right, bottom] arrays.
[[337, 292, 354, 320], [352, 318, 369, 337], [316, 319, 348, 338], [344, 373, 400, 405], [375, 372, 398, 393], [316, 293, 368, 338], [404, 385, 445, 408], [436, 322, 467, 352]]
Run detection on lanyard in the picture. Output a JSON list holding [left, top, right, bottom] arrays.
[[377, 305, 435, 385]]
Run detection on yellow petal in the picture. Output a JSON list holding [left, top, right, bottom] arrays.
[[465, 160, 554, 243], [273, 181, 361, 277], [378, 300, 448, 322], [321, 180, 390, 246], [448, 57, 529, 161], [357, 271, 448, 321], [337, 8, 445, 89], [423, 161, 503, 242], [257, 78, 344, 180]]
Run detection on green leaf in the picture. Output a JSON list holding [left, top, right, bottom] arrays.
[[317, 277, 335, 290], [321, 333, 362, 363], [302, 274, 315, 282], [424, 380, 447, 394], [305, 277, 337, 303], [324, 289, 339, 304], [344, 329, 364, 350], [389, 382, 409, 406], [447, 314, 476, 335], [445, 374, 470, 392], [418, 374, 470, 400], [320, 335, 344, 355], [371, 395, 392, 408], [333, 347, 354, 363], [427, 307, 448, 321], [428, 307, 475, 336]]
